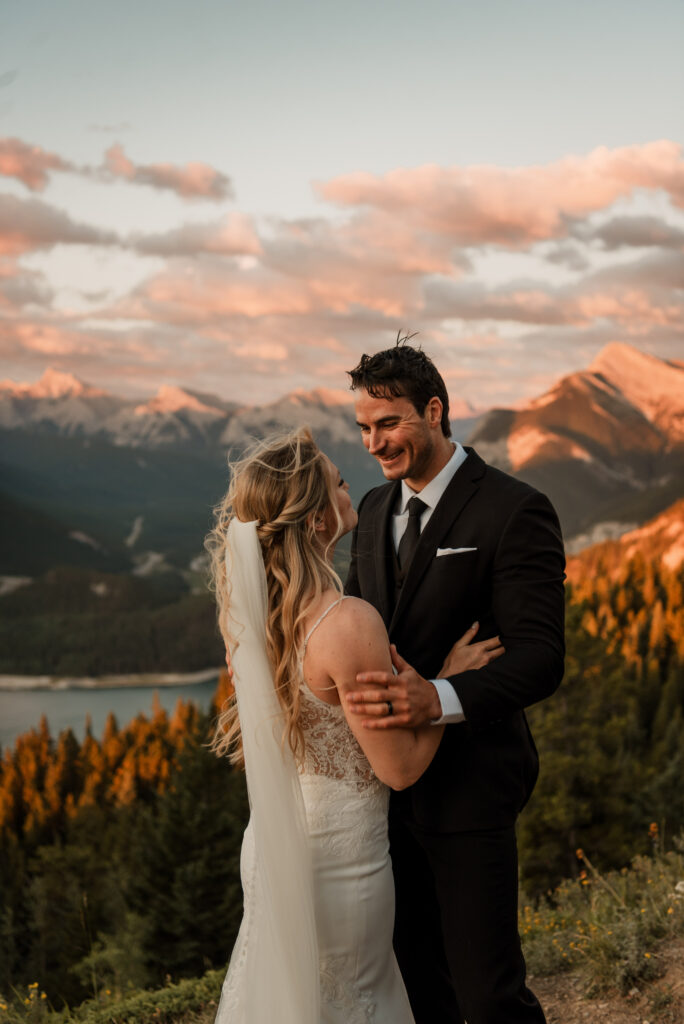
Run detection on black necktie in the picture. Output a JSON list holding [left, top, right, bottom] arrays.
[[397, 496, 427, 572]]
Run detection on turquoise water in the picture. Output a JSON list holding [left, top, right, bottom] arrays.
[[0, 677, 220, 749]]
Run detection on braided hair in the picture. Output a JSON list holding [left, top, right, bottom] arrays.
[[206, 428, 343, 765]]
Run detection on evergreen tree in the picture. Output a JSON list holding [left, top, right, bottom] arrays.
[[125, 721, 247, 981]]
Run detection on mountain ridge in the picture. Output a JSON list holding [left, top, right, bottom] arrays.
[[1, 343, 682, 572], [468, 342, 684, 539]]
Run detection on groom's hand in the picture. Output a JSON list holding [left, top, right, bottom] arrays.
[[346, 646, 442, 729]]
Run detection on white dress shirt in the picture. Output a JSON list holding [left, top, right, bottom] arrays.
[[392, 442, 468, 725]]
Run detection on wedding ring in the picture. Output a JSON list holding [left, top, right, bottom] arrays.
[[386, 700, 394, 716]]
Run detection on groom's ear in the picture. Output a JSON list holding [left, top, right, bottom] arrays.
[[425, 396, 443, 429]]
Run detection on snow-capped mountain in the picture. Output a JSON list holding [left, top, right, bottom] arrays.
[[2, 345, 681, 567], [0, 371, 241, 446], [0, 369, 123, 435], [109, 385, 235, 447], [221, 388, 358, 446], [0, 367, 107, 400], [0, 369, 482, 449]]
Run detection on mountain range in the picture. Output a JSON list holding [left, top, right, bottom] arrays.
[[470, 342, 684, 543], [1, 342, 682, 578]]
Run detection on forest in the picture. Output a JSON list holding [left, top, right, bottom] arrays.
[[1, 545, 683, 1007]]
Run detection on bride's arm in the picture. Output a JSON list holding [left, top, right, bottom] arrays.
[[321, 598, 444, 790]]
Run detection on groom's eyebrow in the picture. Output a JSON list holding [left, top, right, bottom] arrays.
[[355, 415, 400, 428]]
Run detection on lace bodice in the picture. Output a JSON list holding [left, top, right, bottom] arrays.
[[298, 687, 378, 790]]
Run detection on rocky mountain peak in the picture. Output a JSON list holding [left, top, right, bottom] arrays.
[[136, 385, 225, 418], [588, 342, 684, 437], [289, 386, 353, 408], [0, 367, 107, 399]]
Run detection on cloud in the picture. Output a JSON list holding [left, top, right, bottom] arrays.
[[543, 241, 591, 272], [0, 137, 74, 191], [0, 258, 53, 311], [0, 136, 234, 202], [581, 215, 684, 251], [102, 143, 233, 200], [317, 141, 684, 247], [132, 213, 261, 256], [0, 193, 119, 255], [423, 250, 684, 331], [583, 249, 684, 291], [3, 138, 683, 408]]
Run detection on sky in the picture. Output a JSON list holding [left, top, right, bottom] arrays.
[[1, 0, 683, 408]]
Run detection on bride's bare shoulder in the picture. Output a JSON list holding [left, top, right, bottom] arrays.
[[304, 594, 390, 685], [338, 595, 385, 630], [306, 592, 384, 641], [314, 595, 387, 652]]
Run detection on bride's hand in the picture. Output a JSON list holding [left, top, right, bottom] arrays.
[[438, 622, 505, 677]]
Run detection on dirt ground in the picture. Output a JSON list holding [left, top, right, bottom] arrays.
[[532, 939, 684, 1023]]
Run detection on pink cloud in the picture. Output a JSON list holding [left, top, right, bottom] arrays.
[[103, 144, 233, 200], [0, 137, 73, 191], [116, 257, 415, 323], [133, 213, 261, 256], [423, 250, 684, 329], [317, 141, 684, 247], [8, 321, 91, 357]]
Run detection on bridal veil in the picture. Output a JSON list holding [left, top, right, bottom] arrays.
[[215, 517, 320, 1023]]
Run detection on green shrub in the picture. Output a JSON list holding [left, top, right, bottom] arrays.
[[0, 970, 224, 1024], [521, 839, 684, 994]]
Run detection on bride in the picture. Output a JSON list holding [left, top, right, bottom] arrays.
[[207, 428, 498, 1023]]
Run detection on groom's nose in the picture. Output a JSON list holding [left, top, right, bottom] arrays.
[[368, 428, 384, 454]]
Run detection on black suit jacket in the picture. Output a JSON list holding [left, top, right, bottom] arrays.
[[346, 448, 566, 832]]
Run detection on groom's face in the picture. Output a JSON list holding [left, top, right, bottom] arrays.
[[354, 389, 438, 487]]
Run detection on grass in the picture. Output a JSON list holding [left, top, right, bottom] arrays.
[[520, 835, 684, 995], [3, 838, 684, 1022], [0, 972, 224, 1024]]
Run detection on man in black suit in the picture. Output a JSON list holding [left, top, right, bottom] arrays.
[[344, 341, 565, 1024]]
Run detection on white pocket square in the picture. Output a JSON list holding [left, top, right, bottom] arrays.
[[436, 546, 478, 557]]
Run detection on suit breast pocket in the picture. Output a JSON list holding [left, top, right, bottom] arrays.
[[429, 548, 479, 601], [432, 548, 479, 569]]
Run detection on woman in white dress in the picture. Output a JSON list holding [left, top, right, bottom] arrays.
[[206, 428, 497, 1024]]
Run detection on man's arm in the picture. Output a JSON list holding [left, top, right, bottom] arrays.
[[347, 629, 506, 729], [447, 490, 565, 727]]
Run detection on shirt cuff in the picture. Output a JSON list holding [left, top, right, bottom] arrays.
[[429, 678, 466, 724]]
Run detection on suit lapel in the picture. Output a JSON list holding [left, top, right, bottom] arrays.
[[373, 480, 401, 627], [389, 448, 485, 632]]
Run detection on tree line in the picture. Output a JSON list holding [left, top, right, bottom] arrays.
[[1, 549, 682, 1005]]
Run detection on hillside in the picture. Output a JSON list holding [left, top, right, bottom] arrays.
[[567, 498, 684, 579]]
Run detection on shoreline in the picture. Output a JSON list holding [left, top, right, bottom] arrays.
[[0, 668, 221, 692]]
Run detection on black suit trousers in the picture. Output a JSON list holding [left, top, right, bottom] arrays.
[[389, 817, 546, 1024]]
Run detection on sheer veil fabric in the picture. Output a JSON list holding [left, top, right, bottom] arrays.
[[215, 518, 320, 1023]]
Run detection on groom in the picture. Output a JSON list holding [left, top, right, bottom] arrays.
[[344, 339, 565, 1024]]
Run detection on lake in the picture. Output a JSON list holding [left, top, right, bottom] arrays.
[[0, 677, 220, 750]]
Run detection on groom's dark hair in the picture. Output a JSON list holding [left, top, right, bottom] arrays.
[[347, 333, 452, 437]]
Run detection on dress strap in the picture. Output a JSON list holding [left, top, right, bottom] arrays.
[[302, 596, 348, 653]]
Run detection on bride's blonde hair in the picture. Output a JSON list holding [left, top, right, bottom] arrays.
[[206, 428, 344, 766]]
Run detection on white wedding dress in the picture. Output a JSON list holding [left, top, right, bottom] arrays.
[[216, 594, 415, 1024]]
